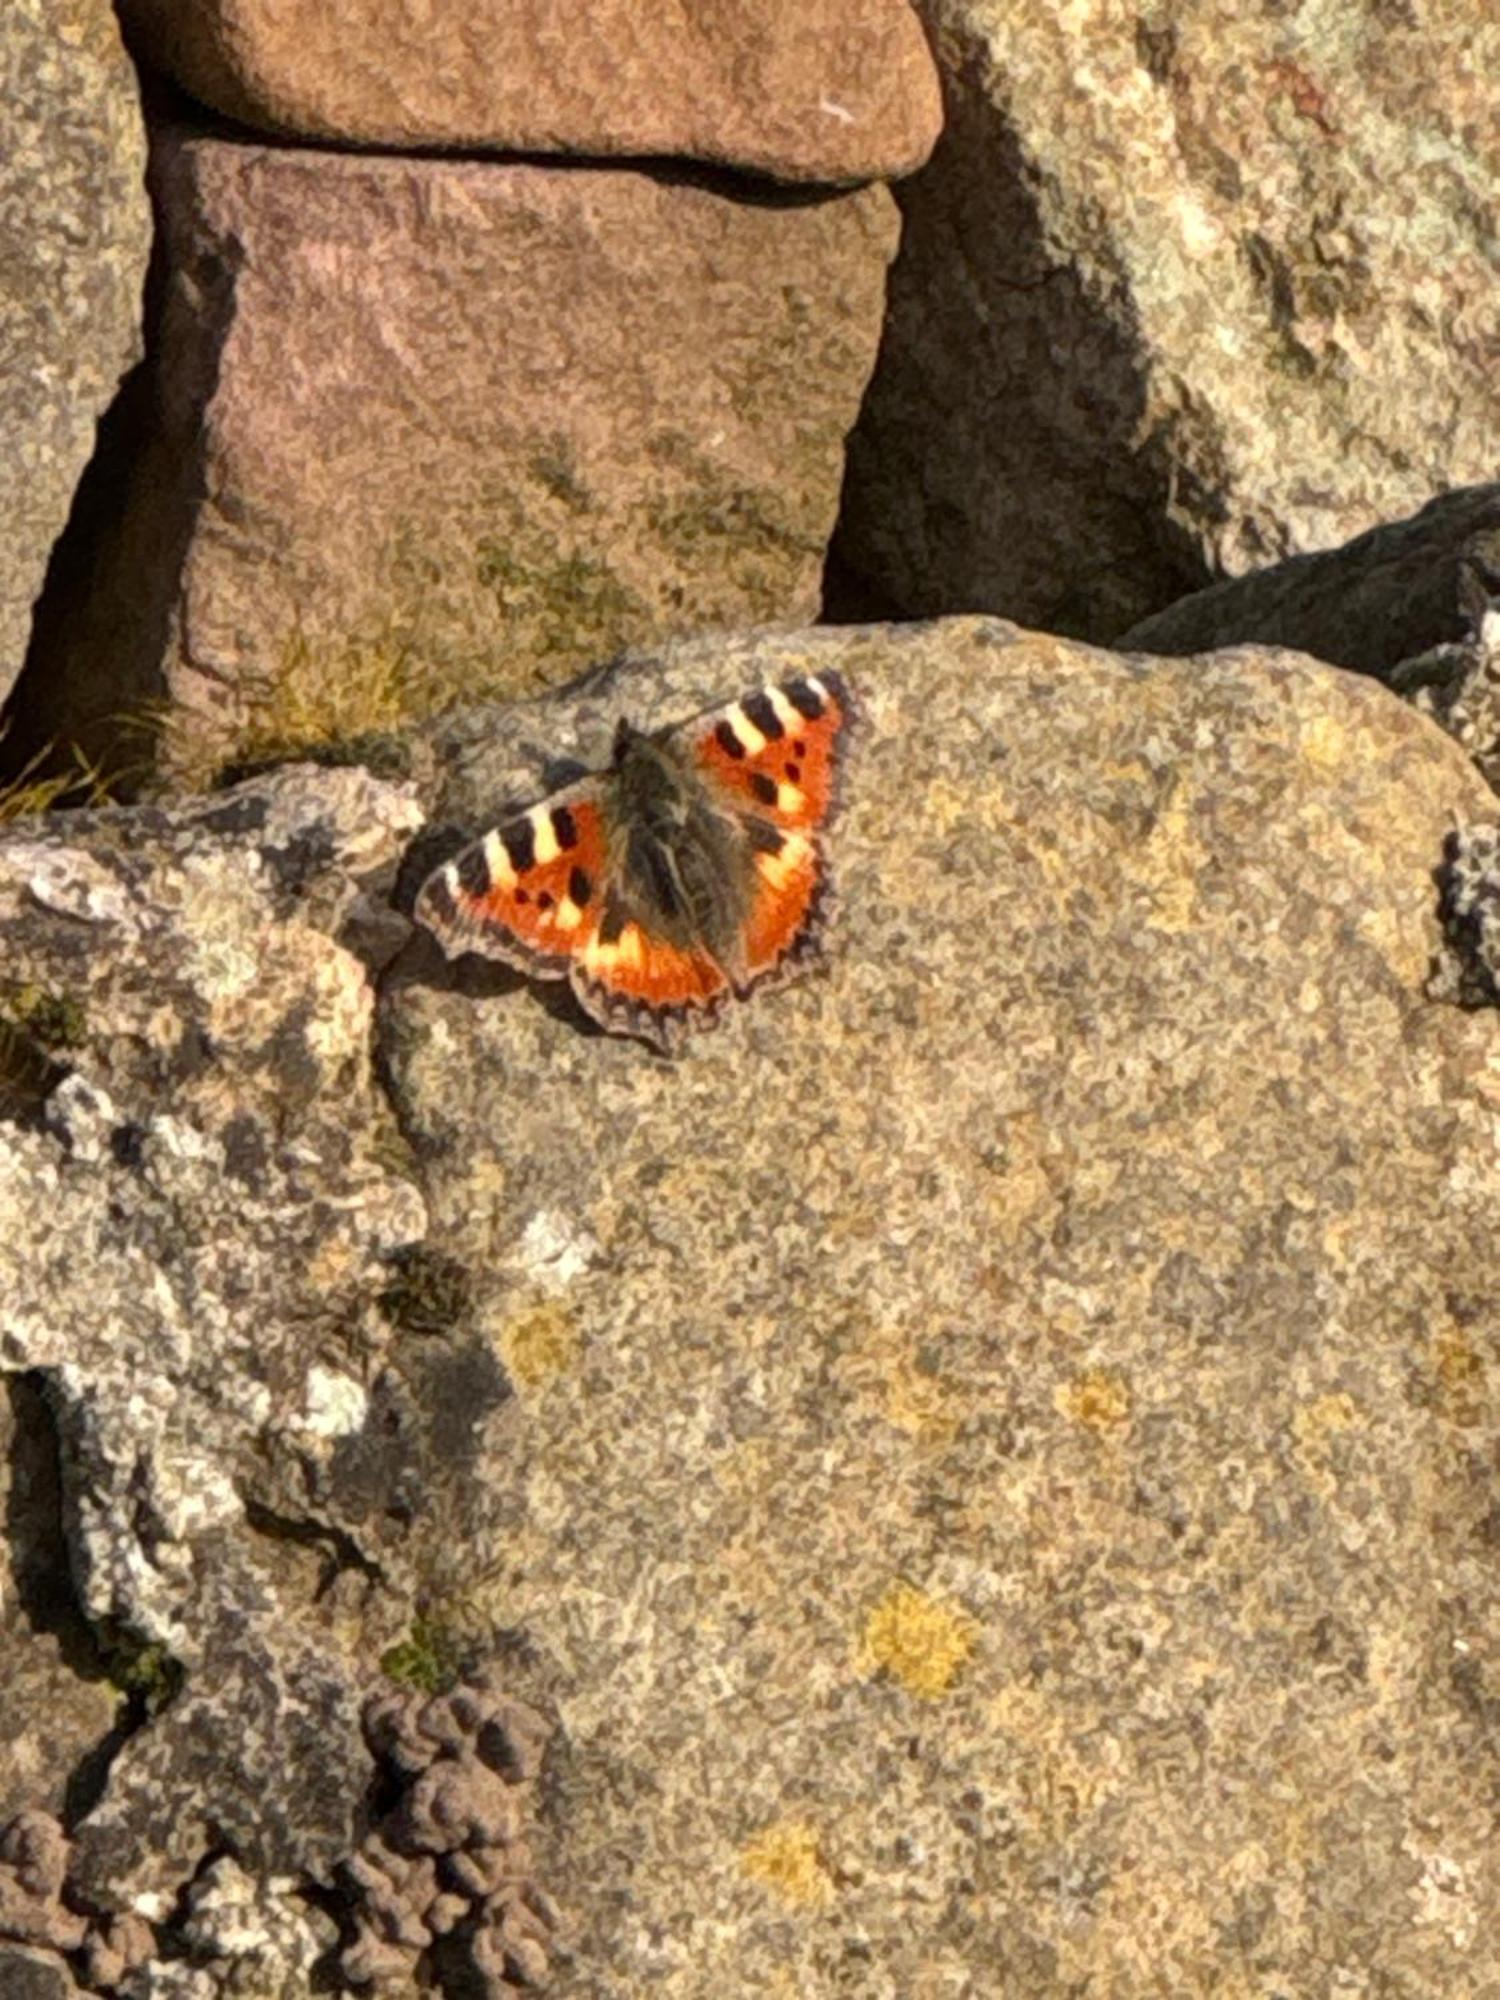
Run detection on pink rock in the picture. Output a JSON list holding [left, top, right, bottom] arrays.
[[36, 131, 898, 786], [115, 0, 941, 184]]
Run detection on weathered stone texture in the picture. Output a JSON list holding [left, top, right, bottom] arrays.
[[834, 0, 1500, 639], [0, 768, 432, 1908], [24, 133, 899, 787], [117, 0, 943, 184], [377, 619, 1500, 1996], [8, 618, 1500, 1992], [0, 0, 150, 707], [1122, 484, 1500, 678]]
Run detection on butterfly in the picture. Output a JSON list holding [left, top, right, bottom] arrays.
[[414, 671, 859, 1053]]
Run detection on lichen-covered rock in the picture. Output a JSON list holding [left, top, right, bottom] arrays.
[[834, 0, 1500, 639], [0, 768, 436, 1910], [115, 0, 942, 185], [378, 619, 1500, 1994], [22, 130, 898, 789], [1122, 484, 1500, 680], [116, 1857, 334, 1998], [0, 0, 150, 706]]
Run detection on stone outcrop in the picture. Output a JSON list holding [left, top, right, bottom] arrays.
[[116, 0, 942, 185], [834, 0, 1500, 639], [20, 132, 899, 788], [6, 619, 1500, 1994], [377, 620, 1500, 1994], [0, 0, 151, 707], [0, 766, 433, 1914]]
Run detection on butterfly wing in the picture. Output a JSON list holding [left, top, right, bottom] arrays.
[[414, 777, 732, 1052], [681, 669, 859, 991], [415, 668, 859, 1050], [415, 781, 613, 981]]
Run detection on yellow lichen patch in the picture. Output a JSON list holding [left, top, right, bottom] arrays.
[[884, 1356, 961, 1443], [859, 1581, 977, 1699], [1055, 1369, 1132, 1435], [496, 1300, 578, 1391], [740, 1820, 835, 1910], [1299, 711, 1348, 773], [1433, 1326, 1487, 1430], [1122, 782, 1209, 933]]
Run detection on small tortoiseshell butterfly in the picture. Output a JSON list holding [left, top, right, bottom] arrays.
[[415, 671, 859, 1053]]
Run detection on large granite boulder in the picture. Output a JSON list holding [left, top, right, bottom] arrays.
[[0, 0, 150, 709], [116, 0, 942, 184], [834, 0, 1500, 640], [5, 618, 1500, 1995], [380, 620, 1500, 1995], [17, 133, 898, 789]]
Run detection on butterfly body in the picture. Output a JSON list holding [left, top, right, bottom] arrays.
[[416, 671, 858, 1053]]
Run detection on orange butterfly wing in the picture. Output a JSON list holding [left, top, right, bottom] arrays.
[[416, 669, 858, 1048], [687, 669, 857, 989], [416, 784, 612, 978], [416, 783, 731, 1050]]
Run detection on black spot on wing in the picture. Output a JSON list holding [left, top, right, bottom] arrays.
[[457, 845, 491, 899], [600, 890, 629, 944], [743, 691, 784, 741], [785, 679, 825, 721], [502, 817, 536, 874], [745, 817, 785, 855], [750, 772, 778, 807], [715, 720, 746, 760], [552, 805, 579, 850], [569, 865, 594, 907]]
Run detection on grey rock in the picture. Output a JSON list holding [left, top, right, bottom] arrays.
[[1122, 485, 1500, 679], [0, 0, 150, 705], [0, 767, 430, 1908], [380, 619, 1500, 1995], [0, 1944, 79, 2000], [117, 1857, 334, 1999], [835, 0, 1500, 639]]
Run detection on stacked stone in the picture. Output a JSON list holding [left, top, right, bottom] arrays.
[[18, 0, 940, 784]]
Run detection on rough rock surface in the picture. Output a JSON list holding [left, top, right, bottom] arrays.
[[0, 0, 150, 707], [19, 132, 898, 790], [378, 620, 1500, 1995], [833, 0, 1500, 640], [1121, 484, 1500, 681], [116, 0, 942, 185], [0, 767, 438, 1914]]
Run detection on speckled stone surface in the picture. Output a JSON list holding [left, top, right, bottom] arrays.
[[835, 0, 1500, 639], [381, 619, 1500, 1996], [116, 0, 942, 185], [0, 768, 432, 1910], [22, 131, 898, 788], [0, 0, 149, 706]]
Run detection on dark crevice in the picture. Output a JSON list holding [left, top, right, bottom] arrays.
[[826, 33, 1215, 642], [241, 1496, 387, 1597], [3, 1375, 108, 1681]]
